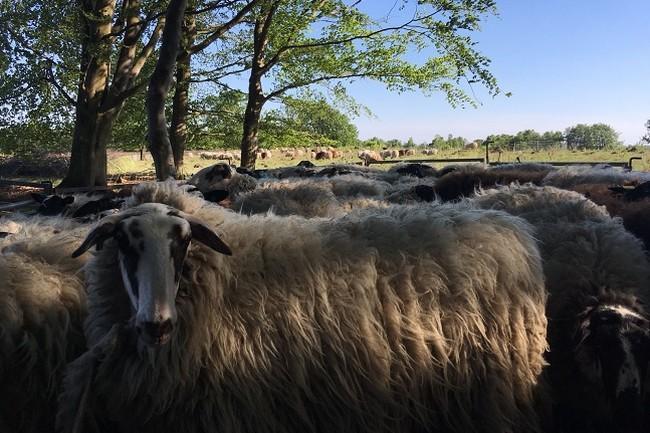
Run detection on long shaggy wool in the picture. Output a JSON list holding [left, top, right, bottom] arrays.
[[433, 167, 548, 202], [541, 165, 650, 188], [232, 176, 392, 218], [59, 182, 548, 433], [572, 183, 650, 253], [472, 184, 650, 432], [472, 184, 649, 309], [0, 231, 89, 433]]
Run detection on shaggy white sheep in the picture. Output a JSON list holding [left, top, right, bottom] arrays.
[[232, 175, 391, 218], [187, 163, 258, 199], [59, 181, 548, 433], [0, 228, 89, 433], [471, 184, 650, 433], [542, 165, 650, 188]]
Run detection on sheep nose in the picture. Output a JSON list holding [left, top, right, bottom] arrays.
[[140, 319, 174, 339]]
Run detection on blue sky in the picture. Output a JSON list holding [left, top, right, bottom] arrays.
[[347, 0, 650, 144]]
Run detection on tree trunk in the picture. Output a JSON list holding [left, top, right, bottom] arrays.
[[60, 0, 116, 187], [239, 83, 263, 169], [240, 6, 277, 170], [147, 0, 188, 181], [170, 13, 196, 178]]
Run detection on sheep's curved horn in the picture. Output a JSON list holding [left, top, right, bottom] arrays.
[[71, 214, 125, 258], [177, 211, 232, 256]]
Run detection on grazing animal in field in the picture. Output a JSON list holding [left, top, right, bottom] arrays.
[[58, 180, 548, 433]]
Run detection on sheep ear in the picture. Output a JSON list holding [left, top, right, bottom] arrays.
[[71, 221, 116, 258], [179, 212, 232, 256]]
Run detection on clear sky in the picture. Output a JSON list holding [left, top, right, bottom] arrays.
[[347, 0, 650, 145]]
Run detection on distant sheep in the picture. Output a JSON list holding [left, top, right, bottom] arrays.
[[59, 181, 548, 433], [472, 184, 650, 433], [357, 150, 383, 164], [315, 150, 333, 160], [380, 149, 399, 159]]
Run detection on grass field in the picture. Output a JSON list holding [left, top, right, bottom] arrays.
[[105, 146, 650, 179]]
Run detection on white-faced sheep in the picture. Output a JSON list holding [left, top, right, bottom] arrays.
[[187, 163, 258, 203], [0, 229, 89, 433], [471, 184, 650, 433], [58, 181, 548, 433]]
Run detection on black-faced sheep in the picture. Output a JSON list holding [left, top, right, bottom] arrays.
[[59, 181, 548, 433], [471, 184, 650, 433], [0, 230, 89, 433]]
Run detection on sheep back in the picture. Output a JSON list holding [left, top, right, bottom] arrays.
[[60, 199, 547, 433]]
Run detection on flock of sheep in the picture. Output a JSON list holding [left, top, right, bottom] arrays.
[[1, 159, 650, 433]]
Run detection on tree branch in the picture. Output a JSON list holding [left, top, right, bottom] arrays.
[[189, 0, 260, 53], [263, 7, 444, 72], [264, 71, 409, 101], [43, 61, 77, 106]]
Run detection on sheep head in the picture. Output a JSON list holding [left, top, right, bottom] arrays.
[[72, 203, 231, 346], [574, 298, 650, 428]]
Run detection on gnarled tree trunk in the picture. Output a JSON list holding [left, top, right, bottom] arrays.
[[170, 13, 196, 178], [60, 0, 115, 187], [147, 0, 188, 180]]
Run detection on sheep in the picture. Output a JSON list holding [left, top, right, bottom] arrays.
[[433, 166, 549, 202], [471, 184, 650, 433], [0, 228, 90, 433], [389, 163, 438, 178], [187, 163, 258, 203], [357, 150, 383, 164], [380, 149, 399, 159], [231, 175, 391, 218], [314, 150, 333, 160], [31, 191, 125, 219], [541, 165, 650, 189], [59, 180, 548, 433], [490, 163, 556, 173], [571, 183, 650, 253]]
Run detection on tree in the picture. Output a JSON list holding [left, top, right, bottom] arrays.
[[237, 0, 501, 169], [565, 123, 620, 150], [169, 0, 260, 176], [642, 119, 650, 144], [280, 97, 358, 147], [148, 0, 189, 181], [62, 0, 165, 186]]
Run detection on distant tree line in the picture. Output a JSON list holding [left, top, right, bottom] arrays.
[[356, 123, 624, 151]]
